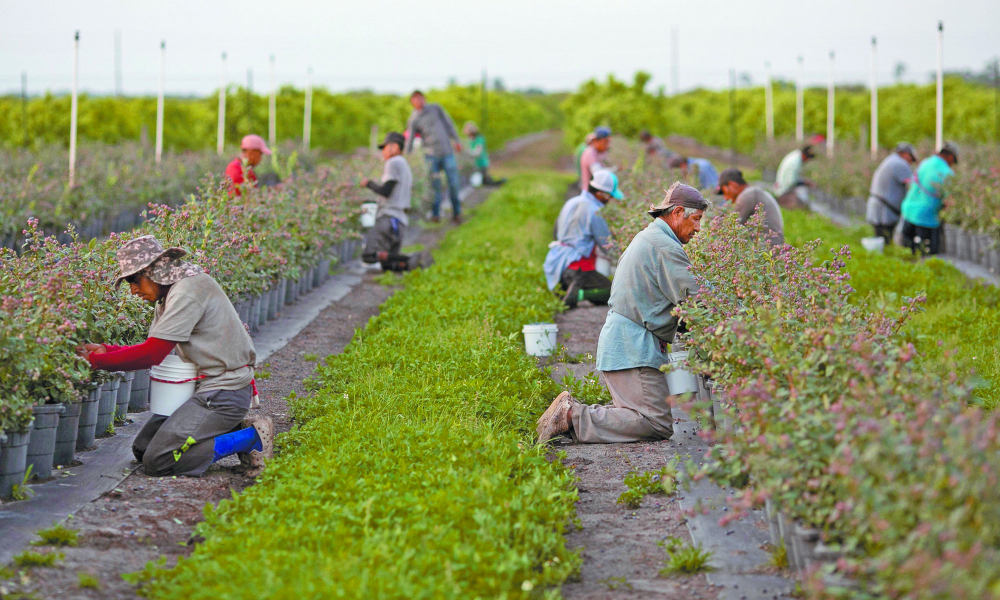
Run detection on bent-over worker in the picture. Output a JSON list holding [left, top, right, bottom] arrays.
[[669, 156, 719, 191], [544, 170, 622, 308], [226, 134, 271, 196], [76, 236, 273, 477], [360, 132, 431, 272], [537, 183, 709, 444], [462, 121, 505, 186], [774, 145, 815, 209], [579, 127, 611, 192], [900, 141, 959, 256], [866, 142, 918, 244], [716, 168, 785, 246]]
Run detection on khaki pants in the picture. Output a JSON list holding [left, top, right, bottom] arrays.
[[569, 367, 673, 443], [133, 385, 251, 477]]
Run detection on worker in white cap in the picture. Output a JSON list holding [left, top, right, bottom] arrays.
[[537, 182, 709, 444], [226, 134, 271, 196], [544, 169, 623, 308]]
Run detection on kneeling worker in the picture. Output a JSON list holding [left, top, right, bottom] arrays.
[[76, 236, 272, 477], [537, 183, 708, 443], [360, 132, 431, 271], [544, 169, 622, 308]]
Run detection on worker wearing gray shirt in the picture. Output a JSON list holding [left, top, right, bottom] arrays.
[[360, 132, 430, 272], [404, 91, 463, 224], [866, 142, 918, 243], [716, 168, 785, 246]]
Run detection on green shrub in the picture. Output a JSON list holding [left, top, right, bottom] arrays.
[[77, 572, 100, 589], [12, 551, 62, 568], [616, 460, 680, 509], [32, 524, 78, 547], [657, 537, 713, 575]]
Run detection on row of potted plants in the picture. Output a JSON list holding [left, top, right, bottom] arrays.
[[0, 142, 317, 252], [0, 159, 373, 499], [605, 157, 995, 598]]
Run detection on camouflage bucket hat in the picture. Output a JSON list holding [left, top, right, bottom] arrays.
[[114, 235, 202, 286]]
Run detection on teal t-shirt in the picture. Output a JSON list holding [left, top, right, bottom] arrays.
[[900, 155, 953, 228], [471, 134, 489, 169]]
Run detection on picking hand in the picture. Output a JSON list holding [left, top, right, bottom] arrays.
[[453, 142, 462, 152], [75, 343, 106, 359]]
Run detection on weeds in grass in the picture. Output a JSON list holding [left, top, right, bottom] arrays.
[[9, 466, 33, 501], [374, 271, 403, 286], [597, 576, 632, 590], [302, 353, 319, 362], [12, 551, 62, 568], [254, 366, 272, 380], [616, 458, 680, 508], [78, 572, 100, 589], [104, 423, 116, 436], [658, 537, 713, 575], [767, 541, 789, 568], [32, 524, 78, 547]]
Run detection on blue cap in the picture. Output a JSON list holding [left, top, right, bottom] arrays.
[[590, 169, 624, 200], [593, 126, 611, 140]]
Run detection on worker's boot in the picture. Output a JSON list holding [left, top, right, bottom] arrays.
[[238, 413, 274, 477], [536, 391, 574, 443]]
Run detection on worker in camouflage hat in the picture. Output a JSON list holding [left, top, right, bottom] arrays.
[[76, 235, 273, 479], [113, 235, 203, 286]]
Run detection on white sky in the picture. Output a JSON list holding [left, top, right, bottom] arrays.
[[1, 0, 998, 96]]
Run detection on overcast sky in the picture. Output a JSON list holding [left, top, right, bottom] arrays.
[[2, 0, 998, 97]]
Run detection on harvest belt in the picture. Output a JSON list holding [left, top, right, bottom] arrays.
[[149, 365, 260, 407]]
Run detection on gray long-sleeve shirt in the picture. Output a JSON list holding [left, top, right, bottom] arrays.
[[404, 103, 459, 157], [866, 152, 913, 226]]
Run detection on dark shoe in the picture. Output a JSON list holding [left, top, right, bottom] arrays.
[[452, 215, 462, 225], [561, 278, 580, 309], [430, 215, 441, 223]]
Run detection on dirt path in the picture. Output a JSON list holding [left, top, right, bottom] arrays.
[[548, 305, 721, 600]]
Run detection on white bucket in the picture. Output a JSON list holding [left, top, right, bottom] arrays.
[[470, 171, 483, 188], [860, 236, 885, 254], [595, 257, 611, 277], [665, 351, 699, 395], [360, 203, 379, 228], [523, 323, 558, 357], [149, 355, 199, 416]]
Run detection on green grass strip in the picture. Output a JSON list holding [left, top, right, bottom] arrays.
[[784, 210, 1000, 409], [140, 173, 580, 599]]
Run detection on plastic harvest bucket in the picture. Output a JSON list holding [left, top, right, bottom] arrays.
[[149, 355, 199, 416], [360, 203, 379, 228], [523, 323, 558, 357], [665, 351, 699, 395], [860, 236, 885, 254], [595, 257, 611, 277]]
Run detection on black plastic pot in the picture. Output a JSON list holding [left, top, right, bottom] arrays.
[[0, 428, 32, 499], [54, 401, 81, 466], [76, 384, 102, 450], [95, 379, 119, 437], [130, 369, 150, 412], [115, 372, 135, 420], [26, 404, 66, 480]]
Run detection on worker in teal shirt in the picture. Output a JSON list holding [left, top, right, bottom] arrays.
[[463, 121, 505, 186], [900, 142, 959, 256]]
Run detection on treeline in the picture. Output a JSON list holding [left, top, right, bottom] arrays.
[[0, 85, 562, 153], [562, 72, 1000, 153]]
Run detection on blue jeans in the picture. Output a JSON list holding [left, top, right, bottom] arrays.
[[426, 153, 461, 218]]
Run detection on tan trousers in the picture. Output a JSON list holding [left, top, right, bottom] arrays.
[[569, 367, 673, 443]]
